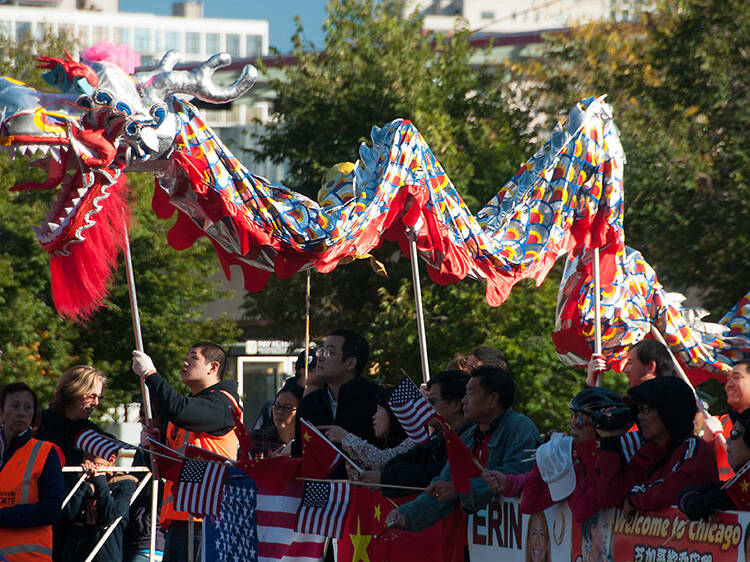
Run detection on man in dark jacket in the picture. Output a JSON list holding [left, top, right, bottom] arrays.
[[380, 370, 469, 493], [292, 329, 380, 478], [132, 342, 241, 562]]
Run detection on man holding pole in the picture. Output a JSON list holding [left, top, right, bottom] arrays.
[[131, 342, 241, 562], [702, 360, 750, 480]]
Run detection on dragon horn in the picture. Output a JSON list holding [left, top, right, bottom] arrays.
[[136, 50, 257, 106]]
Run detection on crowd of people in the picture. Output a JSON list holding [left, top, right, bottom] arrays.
[[2, 331, 750, 561]]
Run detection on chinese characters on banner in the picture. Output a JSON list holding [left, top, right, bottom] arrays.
[[468, 498, 750, 562]]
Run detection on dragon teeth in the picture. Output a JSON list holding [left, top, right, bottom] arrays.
[[47, 221, 60, 232], [49, 146, 61, 162], [70, 196, 81, 207], [77, 187, 88, 197]]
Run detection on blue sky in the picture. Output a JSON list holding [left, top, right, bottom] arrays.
[[120, 0, 327, 54]]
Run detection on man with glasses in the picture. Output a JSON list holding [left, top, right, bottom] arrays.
[[292, 329, 380, 478]]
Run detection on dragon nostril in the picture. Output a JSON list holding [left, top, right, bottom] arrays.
[[76, 95, 94, 109]]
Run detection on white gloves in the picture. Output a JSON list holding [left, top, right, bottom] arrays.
[[132, 350, 157, 377], [702, 415, 724, 442], [586, 354, 607, 386]]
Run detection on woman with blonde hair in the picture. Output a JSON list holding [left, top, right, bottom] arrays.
[[525, 512, 551, 562], [36, 365, 107, 466]]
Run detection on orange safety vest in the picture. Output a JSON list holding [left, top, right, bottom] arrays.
[[160, 389, 241, 526], [715, 414, 734, 481], [0, 438, 59, 562]]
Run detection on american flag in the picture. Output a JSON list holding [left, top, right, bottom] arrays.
[[204, 470, 326, 562], [296, 481, 351, 538], [74, 428, 132, 460], [388, 376, 437, 445], [174, 458, 228, 516]]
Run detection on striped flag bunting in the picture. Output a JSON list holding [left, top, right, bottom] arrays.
[[204, 469, 326, 562], [388, 376, 437, 445], [74, 428, 133, 460], [296, 481, 351, 538], [174, 457, 228, 516]]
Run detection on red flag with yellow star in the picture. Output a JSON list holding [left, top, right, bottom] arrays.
[[299, 419, 344, 478], [442, 426, 482, 494], [336, 487, 466, 562], [724, 461, 750, 509]]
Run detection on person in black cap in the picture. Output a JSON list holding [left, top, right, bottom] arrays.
[[591, 376, 718, 515], [679, 407, 750, 519], [251, 348, 317, 430]]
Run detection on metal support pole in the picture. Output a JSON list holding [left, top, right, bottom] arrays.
[[593, 247, 603, 386], [649, 326, 727, 451], [407, 229, 430, 385], [123, 220, 159, 562], [83, 471, 152, 562]]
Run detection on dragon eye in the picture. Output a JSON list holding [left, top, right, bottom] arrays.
[[115, 101, 132, 116], [150, 104, 167, 125], [93, 90, 113, 106], [76, 95, 94, 109]]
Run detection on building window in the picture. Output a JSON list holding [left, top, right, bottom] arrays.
[[165, 30, 180, 51], [93, 26, 109, 44], [226, 33, 240, 57], [116, 27, 130, 45], [206, 33, 220, 54], [153, 31, 161, 53], [185, 32, 200, 54], [480, 11, 494, 20], [16, 21, 31, 41], [246, 34, 262, 57], [134, 28, 150, 53]]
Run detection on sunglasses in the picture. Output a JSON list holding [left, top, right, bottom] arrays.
[[730, 428, 745, 441]]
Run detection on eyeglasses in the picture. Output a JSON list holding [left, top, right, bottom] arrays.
[[271, 403, 297, 414], [317, 348, 341, 358], [730, 428, 744, 441]]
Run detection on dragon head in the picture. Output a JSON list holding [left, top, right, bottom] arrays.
[[0, 50, 256, 320]]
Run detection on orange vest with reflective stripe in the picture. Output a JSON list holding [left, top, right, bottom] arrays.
[[715, 414, 734, 481], [0, 438, 58, 562], [160, 389, 241, 526]]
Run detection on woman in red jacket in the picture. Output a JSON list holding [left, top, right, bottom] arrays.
[[594, 376, 718, 515]]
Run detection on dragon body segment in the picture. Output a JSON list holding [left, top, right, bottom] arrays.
[[1, 49, 624, 322]]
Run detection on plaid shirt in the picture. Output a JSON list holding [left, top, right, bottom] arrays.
[[249, 425, 285, 459]]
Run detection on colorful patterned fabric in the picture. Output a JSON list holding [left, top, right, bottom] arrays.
[[553, 246, 750, 383], [1, 49, 625, 315], [153, 95, 625, 307]]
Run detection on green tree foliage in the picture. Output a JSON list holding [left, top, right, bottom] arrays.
[[505, 0, 750, 314], [0, 32, 240, 419], [246, 0, 583, 432]]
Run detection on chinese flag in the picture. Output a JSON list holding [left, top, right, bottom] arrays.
[[442, 426, 481, 494], [336, 487, 465, 562], [726, 469, 750, 510], [299, 419, 343, 478], [235, 456, 302, 494]]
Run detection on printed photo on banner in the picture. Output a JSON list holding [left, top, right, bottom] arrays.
[[468, 498, 571, 562]]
